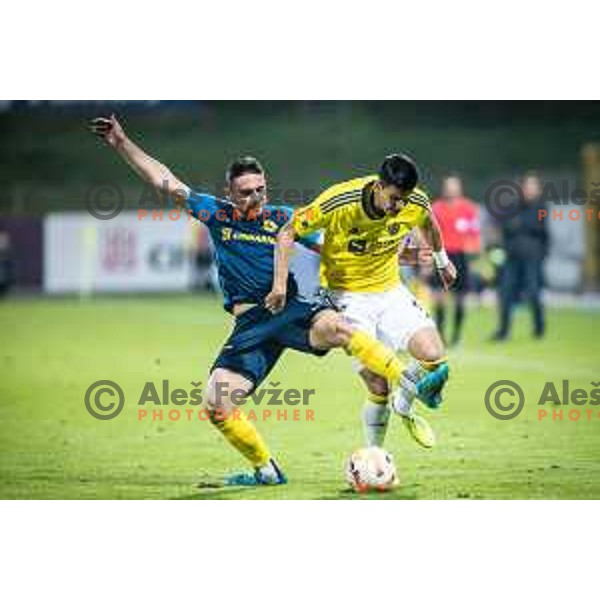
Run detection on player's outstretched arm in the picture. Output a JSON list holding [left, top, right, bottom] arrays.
[[420, 211, 457, 290], [265, 222, 296, 313], [398, 228, 433, 267], [265, 193, 329, 313], [90, 115, 189, 208]]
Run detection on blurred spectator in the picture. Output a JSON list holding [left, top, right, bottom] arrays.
[[191, 225, 220, 293], [431, 175, 481, 346], [490, 173, 548, 341], [0, 231, 14, 297]]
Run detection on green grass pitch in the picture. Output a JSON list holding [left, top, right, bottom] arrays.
[[1, 295, 599, 499]]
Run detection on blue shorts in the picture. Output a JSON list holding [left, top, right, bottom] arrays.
[[211, 295, 335, 389]]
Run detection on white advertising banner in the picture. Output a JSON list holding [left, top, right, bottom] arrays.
[[44, 212, 194, 293]]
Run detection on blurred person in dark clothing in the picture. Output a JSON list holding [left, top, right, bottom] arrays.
[[191, 223, 220, 293], [491, 173, 548, 341], [0, 232, 14, 297], [431, 175, 481, 346]]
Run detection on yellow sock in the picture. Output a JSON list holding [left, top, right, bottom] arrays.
[[346, 330, 405, 381], [210, 410, 271, 467]]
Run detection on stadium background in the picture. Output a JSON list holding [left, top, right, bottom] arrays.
[[0, 101, 599, 499]]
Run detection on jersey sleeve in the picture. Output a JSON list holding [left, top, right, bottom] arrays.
[[296, 230, 322, 253], [408, 187, 432, 228], [290, 184, 346, 237], [185, 191, 220, 227], [278, 205, 322, 251]]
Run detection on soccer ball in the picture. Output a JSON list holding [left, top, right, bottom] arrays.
[[345, 447, 399, 492]]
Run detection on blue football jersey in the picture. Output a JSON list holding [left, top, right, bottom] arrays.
[[186, 191, 319, 312]]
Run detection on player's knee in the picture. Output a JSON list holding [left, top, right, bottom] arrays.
[[310, 310, 348, 348], [360, 370, 389, 396], [419, 343, 446, 363], [433, 291, 446, 304], [408, 328, 446, 363], [205, 389, 230, 415], [205, 369, 238, 414]]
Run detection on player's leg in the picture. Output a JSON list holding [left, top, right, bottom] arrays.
[[523, 258, 545, 338], [493, 257, 518, 340], [205, 367, 264, 464], [432, 288, 447, 344], [359, 369, 391, 448], [406, 325, 449, 408], [450, 253, 468, 346], [273, 295, 435, 446], [204, 367, 286, 485], [306, 294, 397, 448], [376, 285, 449, 412], [308, 308, 409, 383], [452, 291, 465, 346], [305, 293, 435, 448], [358, 368, 434, 448], [207, 310, 289, 486], [319, 294, 392, 449]]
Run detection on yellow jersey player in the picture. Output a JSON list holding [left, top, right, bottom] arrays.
[[267, 154, 456, 449]]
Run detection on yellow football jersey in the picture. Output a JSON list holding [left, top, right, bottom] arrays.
[[291, 175, 430, 292]]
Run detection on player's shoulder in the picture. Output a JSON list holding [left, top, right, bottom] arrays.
[[186, 190, 221, 213], [265, 204, 294, 223], [316, 175, 376, 214], [406, 186, 431, 209]]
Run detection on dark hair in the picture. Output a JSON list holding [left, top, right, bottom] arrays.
[[443, 172, 463, 183], [379, 154, 419, 192], [225, 156, 265, 184]]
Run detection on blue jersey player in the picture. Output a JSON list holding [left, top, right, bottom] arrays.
[[91, 115, 430, 486]]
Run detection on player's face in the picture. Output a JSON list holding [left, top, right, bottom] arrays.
[[228, 173, 268, 214], [443, 176, 463, 199], [376, 183, 409, 215], [522, 176, 542, 202]]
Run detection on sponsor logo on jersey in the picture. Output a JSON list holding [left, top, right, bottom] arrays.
[[263, 220, 279, 233], [221, 227, 275, 245], [348, 239, 368, 254]]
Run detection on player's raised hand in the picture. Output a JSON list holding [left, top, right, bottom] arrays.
[[90, 114, 126, 148], [438, 260, 457, 291], [418, 245, 434, 266], [265, 286, 287, 314]]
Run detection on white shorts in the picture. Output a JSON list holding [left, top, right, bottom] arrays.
[[331, 284, 435, 372]]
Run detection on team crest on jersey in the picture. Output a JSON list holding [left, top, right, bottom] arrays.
[[388, 223, 400, 235], [294, 208, 315, 231], [348, 239, 368, 254], [262, 220, 279, 233], [349, 227, 360, 235]]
